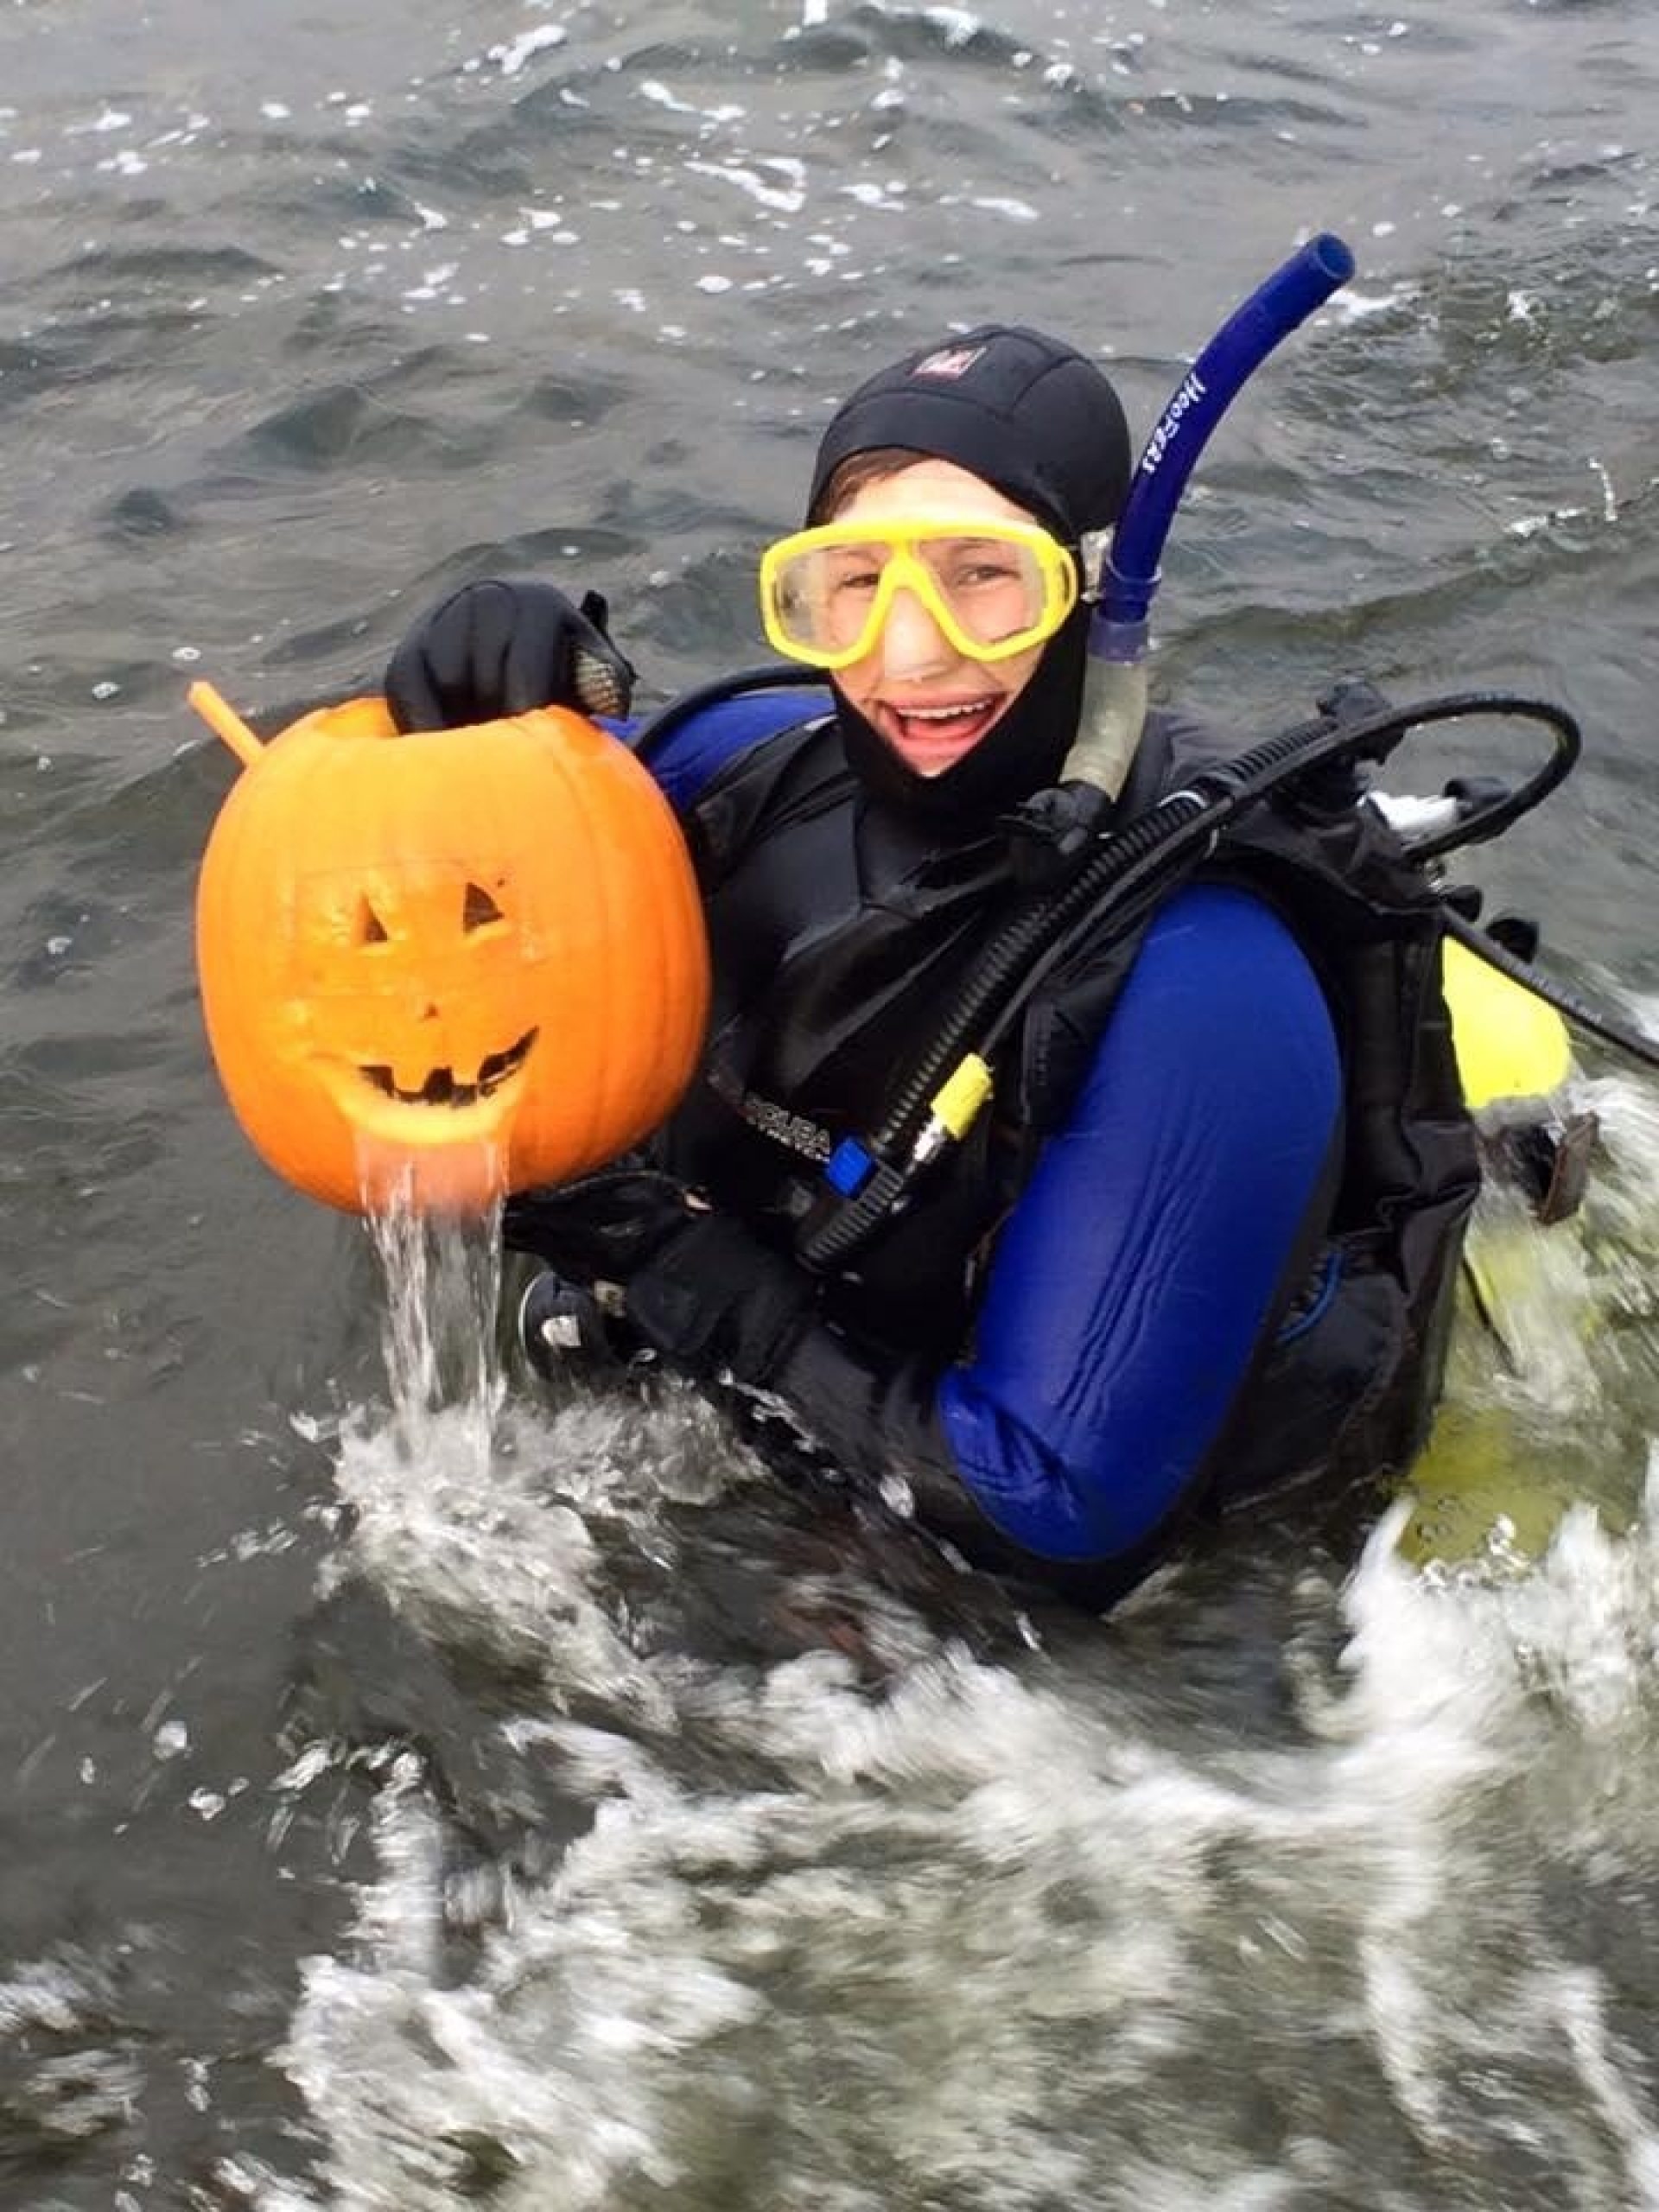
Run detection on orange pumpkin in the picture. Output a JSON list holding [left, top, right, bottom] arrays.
[[193, 688, 710, 1215]]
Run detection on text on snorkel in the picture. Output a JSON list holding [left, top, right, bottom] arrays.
[[1139, 371, 1209, 476]]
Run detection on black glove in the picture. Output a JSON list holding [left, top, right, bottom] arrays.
[[508, 1173, 1001, 1557], [517, 1269, 644, 1382], [623, 1213, 820, 1385], [565, 1199, 1034, 1582], [621, 1214, 1002, 1564], [503, 1166, 700, 1287], [386, 579, 636, 733]]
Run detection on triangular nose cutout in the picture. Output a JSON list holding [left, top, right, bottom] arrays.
[[355, 896, 390, 944], [462, 882, 505, 931]]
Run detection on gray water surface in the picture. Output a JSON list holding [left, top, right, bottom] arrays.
[[3, 3, 1658, 2206]]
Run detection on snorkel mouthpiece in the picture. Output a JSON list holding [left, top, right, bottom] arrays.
[[1060, 232, 1357, 801]]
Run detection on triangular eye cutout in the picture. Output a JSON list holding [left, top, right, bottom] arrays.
[[462, 881, 505, 931], [355, 896, 390, 944]]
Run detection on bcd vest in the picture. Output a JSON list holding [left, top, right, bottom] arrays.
[[660, 705, 1480, 1498]]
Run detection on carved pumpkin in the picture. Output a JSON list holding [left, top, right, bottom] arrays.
[[194, 688, 709, 1215]]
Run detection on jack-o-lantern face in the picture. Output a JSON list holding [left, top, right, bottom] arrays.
[[285, 859, 541, 1134], [195, 694, 710, 1214]]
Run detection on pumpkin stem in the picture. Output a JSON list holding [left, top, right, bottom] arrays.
[[188, 680, 265, 769]]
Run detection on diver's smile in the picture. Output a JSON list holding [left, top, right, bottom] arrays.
[[874, 690, 1012, 773], [825, 460, 1052, 780]]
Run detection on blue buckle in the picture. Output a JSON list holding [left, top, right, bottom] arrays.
[[825, 1137, 874, 1197]]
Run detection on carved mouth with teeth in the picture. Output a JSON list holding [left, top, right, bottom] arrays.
[[357, 1027, 538, 1110]]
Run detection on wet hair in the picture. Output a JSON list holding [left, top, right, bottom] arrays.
[[809, 447, 944, 527]]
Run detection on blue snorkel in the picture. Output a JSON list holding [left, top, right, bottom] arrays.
[[1059, 231, 1357, 799]]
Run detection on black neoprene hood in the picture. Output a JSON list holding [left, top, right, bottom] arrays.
[[802, 323, 1134, 823], [807, 324, 1131, 543]]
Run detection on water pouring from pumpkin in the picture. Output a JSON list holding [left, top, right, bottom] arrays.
[[190, 677, 714, 1456]]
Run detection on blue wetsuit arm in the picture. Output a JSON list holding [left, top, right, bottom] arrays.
[[766, 883, 1342, 1584], [935, 882, 1342, 1561], [610, 686, 832, 812]]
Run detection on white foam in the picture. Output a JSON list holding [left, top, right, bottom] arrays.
[[257, 1071, 1659, 2206], [490, 25, 569, 78], [966, 194, 1039, 222], [923, 4, 981, 46], [1326, 280, 1418, 322], [685, 156, 807, 213], [268, 1443, 1659, 2203]]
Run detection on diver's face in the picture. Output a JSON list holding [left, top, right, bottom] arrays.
[[830, 460, 1049, 779]]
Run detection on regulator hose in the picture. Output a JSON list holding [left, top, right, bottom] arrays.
[[795, 689, 1587, 1272], [1389, 694, 1580, 860]]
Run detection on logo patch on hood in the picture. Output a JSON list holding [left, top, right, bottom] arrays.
[[910, 344, 987, 380]]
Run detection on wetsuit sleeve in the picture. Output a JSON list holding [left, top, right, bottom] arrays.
[[759, 883, 1343, 1595], [936, 882, 1341, 1560]]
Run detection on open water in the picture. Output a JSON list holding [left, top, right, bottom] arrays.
[[3, 1, 1659, 2205]]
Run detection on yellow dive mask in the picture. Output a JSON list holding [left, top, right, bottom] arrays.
[[758, 518, 1080, 671]]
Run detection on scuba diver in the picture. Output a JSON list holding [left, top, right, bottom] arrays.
[[385, 319, 1484, 1610]]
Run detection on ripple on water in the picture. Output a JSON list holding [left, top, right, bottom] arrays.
[[260, 1469, 1659, 2210], [233, 1177, 1659, 2212]]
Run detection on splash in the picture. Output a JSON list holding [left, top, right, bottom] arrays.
[[260, 1095, 1659, 2211], [1402, 1066, 1659, 1569], [333, 1198, 731, 1717], [257, 1447, 1659, 2211]]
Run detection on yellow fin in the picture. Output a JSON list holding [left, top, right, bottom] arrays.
[[1444, 935, 1573, 1111]]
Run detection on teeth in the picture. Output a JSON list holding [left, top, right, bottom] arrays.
[[899, 701, 992, 722], [357, 1028, 538, 1110]]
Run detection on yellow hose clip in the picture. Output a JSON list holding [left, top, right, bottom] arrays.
[[930, 1053, 994, 1141]]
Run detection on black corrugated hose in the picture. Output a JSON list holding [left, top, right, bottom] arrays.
[[795, 687, 1610, 1272]]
